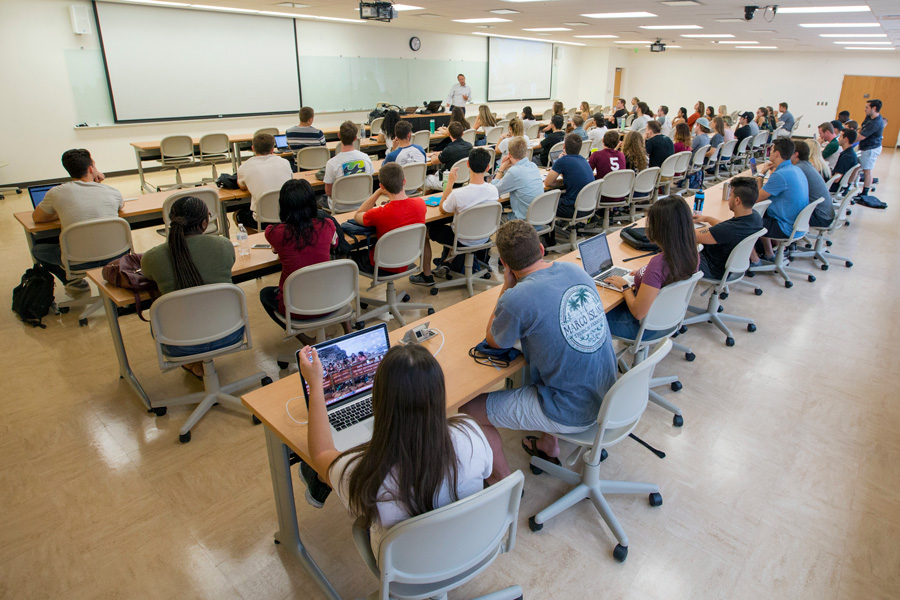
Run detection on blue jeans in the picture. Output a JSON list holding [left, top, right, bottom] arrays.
[[605, 304, 672, 342], [474, 138, 487, 147], [161, 327, 245, 358]]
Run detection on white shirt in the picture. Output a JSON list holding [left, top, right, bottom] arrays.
[[236, 154, 292, 214], [587, 125, 609, 148], [658, 116, 673, 138], [446, 83, 472, 107], [497, 134, 530, 155], [443, 182, 500, 246], [323, 150, 375, 186], [37, 181, 124, 230], [631, 115, 650, 132]]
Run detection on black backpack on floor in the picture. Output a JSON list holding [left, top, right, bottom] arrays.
[[12, 265, 55, 328]]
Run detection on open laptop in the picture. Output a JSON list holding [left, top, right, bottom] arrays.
[[273, 134, 292, 153], [297, 323, 390, 451], [425, 100, 443, 113], [28, 183, 60, 209], [577, 233, 632, 290]]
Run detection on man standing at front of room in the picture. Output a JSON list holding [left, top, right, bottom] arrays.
[[446, 74, 471, 114]]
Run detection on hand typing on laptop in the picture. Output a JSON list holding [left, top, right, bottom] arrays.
[[604, 274, 633, 292]]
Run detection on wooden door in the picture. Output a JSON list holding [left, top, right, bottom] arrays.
[[613, 68, 623, 105], [837, 75, 900, 148]]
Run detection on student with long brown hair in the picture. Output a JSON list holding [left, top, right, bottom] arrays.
[[687, 100, 705, 128], [673, 122, 692, 153], [434, 106, 469, 151], [621, 130, 648, 172], [297, 343, 492, 550], [604, 196, 699, 340]]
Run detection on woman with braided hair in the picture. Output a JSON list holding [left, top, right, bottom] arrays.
[[142, 196, 238, 378]]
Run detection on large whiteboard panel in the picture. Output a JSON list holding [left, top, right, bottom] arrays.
[[95, 2, 300, 122], [488, 38, 553, 102]]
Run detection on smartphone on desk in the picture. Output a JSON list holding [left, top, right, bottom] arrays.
[[251, 243, 271, 249]]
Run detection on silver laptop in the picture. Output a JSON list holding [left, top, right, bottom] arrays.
[[274, 134, 291, 152], [298, 324, 390, 451], [577, 233, 631, 289]]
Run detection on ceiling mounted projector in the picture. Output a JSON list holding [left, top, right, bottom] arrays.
[[359, 1, 397, 22], [650, 39, 666, 52]]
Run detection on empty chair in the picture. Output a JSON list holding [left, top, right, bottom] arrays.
[[401, 162, 427, 195], [525, 122, 542, 139], [711, 139, 737, 182], [525, 190, 562, 236], [504, 111, 517, 120], [198, 133, 231, 181], [592, 169, 635, 233], [667, 151, 693, 195], [156, 135, 196, 191], [58, 217, 133, 326], [254, 189, 282, 230], [295, 146, 330, 171], [149, 283, 269, 443], [430, 202, 502, 298], [161, 187, 222, 237], [369, 118, 384, 137], [484, 126, 503, 146], [748, 199, 823, 288], [353, 470, 524, 600], [683, 228, 767, 346], [462, 128, 477, 146], [546, 178, 602, 253], [657, 152, 682, 196], [541, 108, 553, 121], [330, 173, 373, 214], [449, 157, 471, 185], [791, 115, 803, 132], [411, 129, 431, 151], [358, 224, 433, 326], [527, 339, 673, 562], [626, 167, 660, 221], [496, 119, 510, 131]]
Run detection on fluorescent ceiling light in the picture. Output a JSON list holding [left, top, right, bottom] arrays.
[[778, 5, 870, 14], [820, 33, 886, 37], [640, 24, 702, 29], [716, 18, 745, 22], [835, 40, 892, 44], [523, 27, 572, 31], [737, 45, 777, 49], [660, 0, 701, 5], [275, 2, 309, 7], [454, 17, 512, 23], [574, 34, 619, 38], [715, 40, 758, 44], [845, 46, 894, 50], [191, 5, 259, 12], [681, 34, 734, 38], [259, 10, 305, 17], [472, 32, 584, 46], [563, 22, 590, 26], [391, 4, 425, 11], [315, 15, 366, 23], [749, 29, 776, 33], [490, 9, 521, 14], [123, 0, 189, 5], [645, 44, 681, 47], [614, 40, 653, 43], [799, 22, 880, 28], [582, 12, 657, 19]]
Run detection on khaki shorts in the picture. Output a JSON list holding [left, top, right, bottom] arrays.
[[486, 385, 591, 435]]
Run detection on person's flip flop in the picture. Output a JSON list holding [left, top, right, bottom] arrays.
[[181, 365, 202, 381], [521, 435, 561, 466]]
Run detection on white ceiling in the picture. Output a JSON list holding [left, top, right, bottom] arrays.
[[113, 0, 900, 52]]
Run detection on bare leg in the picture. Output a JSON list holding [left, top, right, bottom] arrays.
[[762, 238, 774, 259], [461, 394, 510, 484], [422, 234, 433, 276], [750, 248, 760, 262], [534, 434, 560, 458], [863, 169, 873, 191], [341, 321, 352, 334]]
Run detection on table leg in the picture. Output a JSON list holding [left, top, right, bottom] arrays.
[[102, 295, 152, 411], [24, 230, 37, 264], [264, 427, 341, 600], [219, 200, 230, 238], [230, 141, 239, 172], [135, 147, 153, 194]]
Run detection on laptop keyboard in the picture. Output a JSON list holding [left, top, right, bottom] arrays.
[[595, 266, 631, 282], [329, 397, 373, 431]]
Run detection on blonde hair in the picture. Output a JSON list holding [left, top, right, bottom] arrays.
[[508, 118, 524, 137], [477, 105, 496, 128], [622, 131, 648, 172], [805, 139, 831, 180], [580, 101, 590, 113], [508, 136, 528, 160], [552, 101, 564, 116]]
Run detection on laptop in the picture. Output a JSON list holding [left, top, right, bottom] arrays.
[[28, 183, 60, 209], [425, 100, 443, 113], [297, 324, 390, 451], [577, 233, 632, 290], [274, 134, 291, 152]]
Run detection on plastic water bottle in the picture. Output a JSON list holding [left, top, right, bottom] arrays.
[[441, 171, 449, 191], [695, 189, 705, 214], [429, 119, 435, 134], [237, 224, 250, 257]]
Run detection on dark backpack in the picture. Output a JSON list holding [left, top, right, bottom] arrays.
[[12, 265, 55, 328], [215, 173, 240, 189], [620, 225, 660, 252]]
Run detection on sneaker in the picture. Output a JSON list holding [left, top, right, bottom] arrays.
[[760, 256, 776, 265], [65, 279, 90, 293], [432, 265, 450, 279], [298, 459, 331, 508], [409, 273, 434, 286], [748, 260, 762, 269]]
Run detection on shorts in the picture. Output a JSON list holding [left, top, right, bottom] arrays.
[[859, 146, 882, 171], [486, 385, 592, 435], [761, 215, 791, 240]]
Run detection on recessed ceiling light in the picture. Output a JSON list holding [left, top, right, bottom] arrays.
[[681, 34, 734, 38], [774, 38, 798, 41], [390, 4, 424, 11], [489, 9, 520, 14], [316, 15, 366, 22], [259, 10, 302, 16], [778, 5, 870, 14], [453, 17, 512, 23], [471, 32, 584, 46], [716, 18, 745, 22], [645, 44, 682, 47], [582, 12, 657, 19], [523, 27, 572, 31], [820, 33, 886, 37], [845, 46, 894, 50], [417, 13, 440, 18], [563, 22, 590, 27], [574, 34, 619, 38], [640, 24, 702, 29], [737, 45, 777, 49], [275, 2, 310, 7], [660, 0, 701, 5], [715, 40, 758, 44], [191, 5, 259, 13], [749, 29, 776, 33], [614, 40, 653, 43], [834, 40, 892, 44], [799, 22, 880, 28], [124, 0, 188, 5]]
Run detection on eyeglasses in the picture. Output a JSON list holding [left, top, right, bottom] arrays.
[[468, 347, 511, 369]]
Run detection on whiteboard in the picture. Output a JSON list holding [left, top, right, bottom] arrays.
[[95, 2, 300, 122], [487, 38, 553, 102]]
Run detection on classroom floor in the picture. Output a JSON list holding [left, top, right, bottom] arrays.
[[1, 152, 898, 600]]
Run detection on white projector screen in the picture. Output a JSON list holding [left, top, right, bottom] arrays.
[[95, 2, 301, 122], [487, 38, 553, 102]]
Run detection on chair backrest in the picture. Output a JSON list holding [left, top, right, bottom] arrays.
[[691, 145, 710, 167], [752, 199, 771, 216], [547, 141, 565, 166], [295, 146, 331, 170], [484, 126, 503, 145], [496, 119, 510, 131], [566, 107, 577, 118], [412, 130, 431, 151], [788, 198, 823, 239], [571, 178, 603, 215], [792, 115, 803, 132], [451, 202, 502, 247], [375, 470, 524, 598], [578, 141, 591, 158], [525, 123, 541, 139], [150, 283, 249, 368], [541, 108, 553, 120], [282, 259, 359, 331], [639, 270, 703, 335], [255, 189, 282, 228], [673, 151, 693, 176], [751, 131, 768, 149], [198, 133, 230, 157], [331, 173, 374, 213], [504, 111, 517, 120], [589, 339, 672, 461], [838, 164, 861, 193], [59, 217, 133, 275], [162, 187, 220, 236], [735, 136, 752, 156], [525, 146, 534, 162], [718, 139, 737, 162], [254, 127, 279, 138], [401, 162, 427, 192], [632, 167, 660, 195], [625, 114, 635, 127], [461, 128, 477, 145], [599, 169, 635, 200], [721, 228, 768, 278], [466, 115, 478, 128], [450, 157, 470, 184], [526, 189, 562, 230], [160, 135, 194, 162], [372, 223, 427, 282], [370, 118, 384, 135], [659, 152, 680, 179]]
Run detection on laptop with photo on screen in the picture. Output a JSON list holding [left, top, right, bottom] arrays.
[[297, 323, 390, 452], [577, 233, 632, 291], [28, 183, 60, 209]]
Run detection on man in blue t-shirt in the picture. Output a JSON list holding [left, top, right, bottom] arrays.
[[856, 98, 885, 200], [544, 133, 595, 219], [753, 138, 808, 262], [460, 220, 617, 484]]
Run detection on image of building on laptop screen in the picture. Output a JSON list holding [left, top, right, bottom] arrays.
[[316, 333, 389, 406]]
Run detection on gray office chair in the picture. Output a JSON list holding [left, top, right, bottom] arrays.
[[254, 189, 282, 230], [160, 187, 222, 237], [589, 169, 634, 234], [541, 108, 553, 121], [430, 202, 502, 298], [731, 136, 753, 175], [462, 128, 477, 146], [525, 189, 562, 236], [626, 166, 660, 222], [156, 135, 196, 192], [748, 199, 823, 288], [253, 127, 279, 138], [449, 158, 470, 185], [525, 122, 541, 139], [411, 129, 431, 151], [295, 146, 330, 171], [546, 141, 565, 167], [198, 133, 231, 182], [545, 178, 602, 253], [685, 145, 710, 194], [400, 162, 427, 195], [528, 339, 673, 562], [330, 173, 373, 214], [792, 189, 855, 271], [711, 139, 737, 182]]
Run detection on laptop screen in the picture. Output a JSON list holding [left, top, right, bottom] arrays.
[[274, 134, 288, 149], [578, 233, 614, 277], [299, 324, 390, 410], [28, 184, 60, 209]]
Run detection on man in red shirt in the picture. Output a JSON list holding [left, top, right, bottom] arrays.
[[351, 162, 426, 274]]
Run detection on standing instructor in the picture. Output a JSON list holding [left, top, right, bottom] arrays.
[[446, 73, 471, 114]]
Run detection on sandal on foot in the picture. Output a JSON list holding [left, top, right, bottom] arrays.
[[181, 365, 202, 380], [521, 435, 560, 465]]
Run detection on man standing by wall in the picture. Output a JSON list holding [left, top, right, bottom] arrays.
[[856, 99, 885, 201], [446, 74, 471, 114]]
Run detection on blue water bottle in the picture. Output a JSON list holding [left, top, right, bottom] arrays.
[[696, 189, 705, 213], [429, 119, 435, 134]]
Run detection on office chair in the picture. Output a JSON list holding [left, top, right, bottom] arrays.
[[748, 199, 823, 288], [430, 202, 502, 298]]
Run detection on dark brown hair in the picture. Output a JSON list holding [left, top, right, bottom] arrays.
[[674, 122, 691, 145], [339, 121, 358, 146], [448, 121, 465, 140], [646, 119, 661, 134], [622, 131, 647, 172], [167, 196, 209, 290], [252, 133, 276, 155], [378, 162, 404, 195], [772, 138, 794, 162], [729, 176, 759, 209], [564, 132, 583, 156], [61, 149, 93, 179], [496, 220, 542, 271], [394, 120, 413, 141], [602, 130, 619, 149], [646, 196, 698, 287], [299, 106, 315, 122], [449, 106, 467, 127]]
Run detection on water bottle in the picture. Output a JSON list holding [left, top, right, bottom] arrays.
[[237, 224, 250, 257], [429, 119, 435, 134], [696, 189, 705, 214], [441, 171, 449, 191]]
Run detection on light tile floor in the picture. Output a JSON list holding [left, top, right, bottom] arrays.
[[1, 152, 898, 599]]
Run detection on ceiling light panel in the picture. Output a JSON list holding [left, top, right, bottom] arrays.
[[777, 5, 870, 14], [640, 24, 703, 29], [574, 34, 619, 38], [737, 45, 777, 48], [660, 0, 702, 5], [453, 17, 512, 23], [715, 40, 758, 44], [834, 40, 893, 44], [798, 22, 880, 27], [845, 46, 894, 49], [614, 40, 653, 43], [582, 12, 657, 19], [523, 27, 572, 31], [489, 9, 520, 14], [681, 34, 734, 38], [819, 33, 886, 37], [563, 22, 590, 26]]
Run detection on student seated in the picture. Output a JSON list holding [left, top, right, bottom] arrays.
[[433, 107, 468, 152], [645, 120, 675, 168], [383, 121, 427, 167], [694, 176, 763, 280], [234, 133, 293, 230], [621, 130, 648, 172], [630, 102, 651, 132], [324, 121, 375, 206], [492, 136, 544, 221], [687, 101, 705, 128], [424, 121, 472, 190], [141, 196, 238, 378], [545, 133, 594, 219], [411, 148, 499, 286], [778, 102, 795, 132], [346, 162, 426, 275], [535, 114, 565, 167], [656, 105, 674, 137], [829, 129, 858, 194], [579, 101, 592, 122], [541, 101, 565, 133], [603, 196, 699, 340], [570, 115, 589, 141], [752, 138, 808, 263], [587, 113, 609, 148], [472, 105, 497, 146], [258, 179, 351, 344], [672, 107, 688, 128], [818, 122, 840, 171], [520, 106, 538, 129], [606, 98, 628, 129], [286, 106, 326, 151], [496, 118, 529, 155], [296, 343, 493, 552], [376, 110, 402, 149], [673, 122, 692, 154], [691, 118, 711, 153], [459, 220, 617, 483], [735, 112, 755, 144], [589, 130, 625, 180], [791, 139, 835, 228], [31, 148, 124, 292]]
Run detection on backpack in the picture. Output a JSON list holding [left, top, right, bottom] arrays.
[[102, 253, 160, 322], [215, 173, 240, 189], [12, 265, 55, 328], [620, 225, 660, 252]]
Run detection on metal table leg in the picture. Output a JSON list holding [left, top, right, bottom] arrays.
[[102, 295, 152, 411], [135, 147, 154, 194], [264, 427, 341, 600]]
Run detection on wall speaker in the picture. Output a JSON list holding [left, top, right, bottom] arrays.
[[70, 5, 91, 35]]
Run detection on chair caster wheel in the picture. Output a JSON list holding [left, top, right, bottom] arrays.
[[820, 264, 828, 271], [79, 318, 88, 327], [261, 376, 273, 386], [613, 544, 628, 562], [59, 306, 70, 314], [685, 352, 695, 362], [719, 292, 728, 300], [179, 431, 191, 443], [149, 406, 167, 416], [277, 361, 289, 370], [673, 414, 684, 427], [600, 448, 608, 462], [401, 293, 410, 302], [252, 415, 261, 425], [427, 307, 435, 315], [353, 321, 366, 330], [845, 261, 852, 268], [745, 271, 755, 277], [678, 325, 687, 334], [649, 492, 663, 507], [754, 288, 763, 296], [808, 275, 816, 283], [529, 464, 543, 475], [528, 516, 543, 532], [360, 302, 368, 309], [826, 239, 834, 246], [717, 305, 724, 313], [784, 281, 793, 288], [747, 324, 757, 333], [482, 272, 492, 280], [430, 287, 439, 296], [725, 337, 735, 347], [671, 381, 682, 392]]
